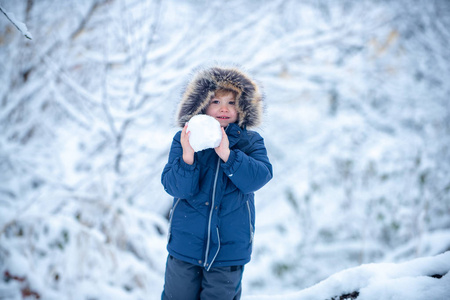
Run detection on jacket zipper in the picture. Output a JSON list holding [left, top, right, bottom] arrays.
[[206, 227, 221, 272], [246, 200, 254, 243], [167, 198, 181, 242], [204, 158, 221, 269]]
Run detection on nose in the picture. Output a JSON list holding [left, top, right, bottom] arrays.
[[220, 103, 229, 112]]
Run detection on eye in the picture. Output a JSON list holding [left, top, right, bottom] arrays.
[[211, 99, 220, 104], [229, 101, 235, 105]]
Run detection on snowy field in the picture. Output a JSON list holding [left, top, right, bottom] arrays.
[[1, 0, 449, 299]]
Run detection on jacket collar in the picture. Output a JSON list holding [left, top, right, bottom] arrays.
[[226, 123, 245, 148]]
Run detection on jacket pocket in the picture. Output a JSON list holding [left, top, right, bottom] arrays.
[[167, 198, 181, 242], [246, 200, 254, 243]]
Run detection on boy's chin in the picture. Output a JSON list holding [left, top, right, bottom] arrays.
[[218, 121, 231, 127]]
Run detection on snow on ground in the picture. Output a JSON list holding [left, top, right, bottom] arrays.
[[244, 251, 450, 300]]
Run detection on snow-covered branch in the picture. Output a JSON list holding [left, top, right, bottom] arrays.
[[0, 5, 33, 40]]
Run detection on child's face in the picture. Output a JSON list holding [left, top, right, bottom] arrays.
[[205, 91, 238, 127]]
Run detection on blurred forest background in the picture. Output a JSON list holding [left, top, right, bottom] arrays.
[[1, 0, 449, 299]]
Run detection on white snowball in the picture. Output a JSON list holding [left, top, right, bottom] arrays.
[[187, 115, 222, 152]]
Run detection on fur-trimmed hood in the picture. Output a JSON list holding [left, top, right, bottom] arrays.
[[177, 67, 263, 128]]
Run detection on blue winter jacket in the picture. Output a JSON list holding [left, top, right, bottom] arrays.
[[162, 123, 273, 270]]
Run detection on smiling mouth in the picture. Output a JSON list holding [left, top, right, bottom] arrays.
[[217, 116, 230, 119]]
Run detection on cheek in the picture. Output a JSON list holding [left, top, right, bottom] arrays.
[[205, 106, 214, 116], [231, 109, 238, 121]]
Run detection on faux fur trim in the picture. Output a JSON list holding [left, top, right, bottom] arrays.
[[176, 67, 263, 128]]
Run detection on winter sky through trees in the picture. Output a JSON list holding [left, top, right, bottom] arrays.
[[1, 0, 449, 299]]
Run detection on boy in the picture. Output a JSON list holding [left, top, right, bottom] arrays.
[[161, 66, 273, 300]]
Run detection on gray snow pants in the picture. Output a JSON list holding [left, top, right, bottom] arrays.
[[161, 255, 243, 300]]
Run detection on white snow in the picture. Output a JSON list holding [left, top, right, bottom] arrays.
[[244, 251, 450, 300], [186, 114, 222, 152]]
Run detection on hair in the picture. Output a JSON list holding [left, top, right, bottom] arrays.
[[214, 88, 238, 99]]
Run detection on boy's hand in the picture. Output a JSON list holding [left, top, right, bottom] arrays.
[[181, 124, 195, 165], [215, 127, 230, 163]]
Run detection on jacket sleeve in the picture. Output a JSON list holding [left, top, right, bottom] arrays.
[[221, 132, 273, 194], [161, 131, 200, 198]]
